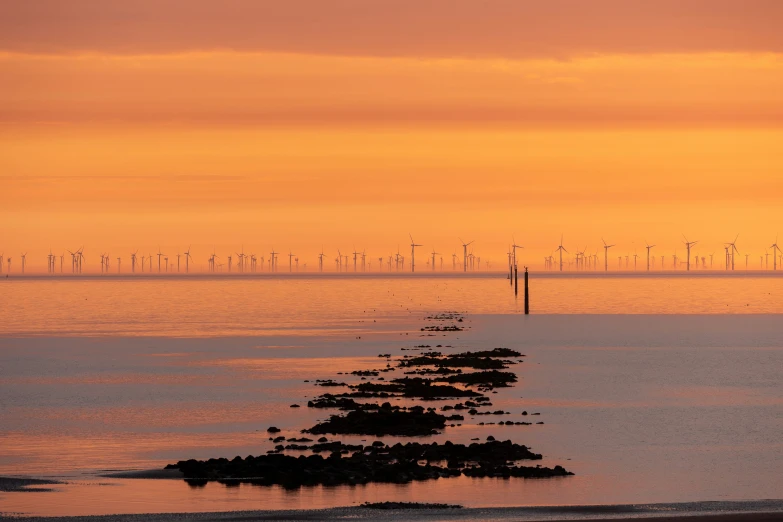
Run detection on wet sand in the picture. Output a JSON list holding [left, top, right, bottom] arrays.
[[0, 477, 61, 493], [4, 505, 783, 522]]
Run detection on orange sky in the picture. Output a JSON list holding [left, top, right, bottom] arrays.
[[2, 2, 783, 271]]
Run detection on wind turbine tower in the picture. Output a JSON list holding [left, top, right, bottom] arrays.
[[771, 236, 781, 271], [184, 246, 193, 273], [683, 236, 698, 271], [269, 250, 277, 272], [726, 235, 739, 270], [409, 234, 422, 273], [459, 238, 474, 272], [555, 235, 568, 272], [510, 238, 523, 269], [645, 242, 655, 271]]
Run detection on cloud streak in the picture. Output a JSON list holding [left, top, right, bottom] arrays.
[[2, 0, 783, 57], [2, 52, 782, 127]]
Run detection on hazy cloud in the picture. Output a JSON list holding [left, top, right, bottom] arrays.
[[2, 0, 783, 57]]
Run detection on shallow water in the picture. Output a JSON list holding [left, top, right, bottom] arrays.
[[2, 273, 783, 337], [1, 275, 782, 517]]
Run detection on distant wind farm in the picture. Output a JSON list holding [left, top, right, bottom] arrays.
[[4, 233, 783, 276]]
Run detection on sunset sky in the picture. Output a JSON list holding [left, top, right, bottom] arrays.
[[2, 1, 783, 271]]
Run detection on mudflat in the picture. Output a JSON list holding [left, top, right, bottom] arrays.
[[4, 507, 783, 522]]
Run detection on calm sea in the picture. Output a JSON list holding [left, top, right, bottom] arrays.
[[1, 274, 782, 516]]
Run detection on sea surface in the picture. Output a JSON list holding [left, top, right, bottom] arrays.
[[1, 274, 782, 517]]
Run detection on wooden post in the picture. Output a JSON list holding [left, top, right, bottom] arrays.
[[524, 267, 529, 315]]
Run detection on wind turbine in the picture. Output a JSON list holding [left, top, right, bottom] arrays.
[[510, 237, 523, 269], [288, 251, 295, 272], [71, 250, 78, 273], [726, 234, 739, 270], [770, 235, 781, 271], [409, 234, 422, 273], [318, 248, 325, 272], [352, 247, 359, 272], [645, 242, 655, 271], [458, 238, 474, 273], [20, 253, 27, 274], [555, 235, 568, 272], [431, 248, 440, 271], [683, 236, 698, 271], [269, 248, 280, 272], [184, 246, 193, 273], [157, 247, 165, 273]]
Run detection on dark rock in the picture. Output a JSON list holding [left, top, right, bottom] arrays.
[[361, 502, 462, 510], [167, 439, 560, 489], [315, 379, 347, 387], [436, 370, 517, 388], [305, 408, 447, 437]]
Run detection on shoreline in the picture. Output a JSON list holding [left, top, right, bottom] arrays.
[[3, 500, 783, 521]]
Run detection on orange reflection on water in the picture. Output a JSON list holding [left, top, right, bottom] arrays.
[[1, 275, 783, 337]]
